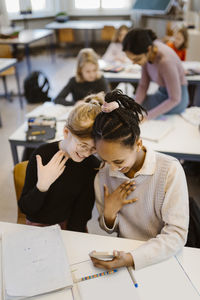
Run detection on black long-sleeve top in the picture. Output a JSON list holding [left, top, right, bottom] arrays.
[[54, 76, 109, 106], [18, 142, 100, 232]]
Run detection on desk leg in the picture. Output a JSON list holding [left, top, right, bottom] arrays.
[[2, 76, 12, 102], [9, 141, 19, 165], [48, 34, 55, 63], [15, 65, 23, 109], [0, 112, 2, 127], [84, 29, 89, 48], [25, 44, 31, 75]]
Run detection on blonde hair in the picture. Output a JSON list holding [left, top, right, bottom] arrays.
[[65, 92, 104, 138], [113, 25, 129, 43], [76, 48, 102, 82]]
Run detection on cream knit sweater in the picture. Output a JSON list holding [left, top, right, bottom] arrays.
[[94, 147, 189, 270]]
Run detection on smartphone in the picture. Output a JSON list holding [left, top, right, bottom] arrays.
[[89, 251, 115, 261]]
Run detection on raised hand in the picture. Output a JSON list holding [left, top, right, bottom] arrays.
[[103, 181, 137, 227], [36, 150, 68, 192]]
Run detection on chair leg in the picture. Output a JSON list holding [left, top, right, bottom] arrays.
[[0, 112, 2, 127], [2, 76, 13, 102]]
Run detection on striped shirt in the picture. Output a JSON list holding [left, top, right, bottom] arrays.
[[94, 147, 189, 270]]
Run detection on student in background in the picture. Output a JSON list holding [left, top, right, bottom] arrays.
[[91, 89, 189, 270], [166, 26, 188, 61], [19, 93, 104, 232], [122, 28, 189, 120], [102, 25, 130, 64], [102, 25, 133, 91], [54, 48, 109, 106]]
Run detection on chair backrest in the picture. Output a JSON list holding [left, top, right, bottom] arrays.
[[58, 28, 75, 43], [13, 161, 28, 224], [101, 26, 116, 41], [0, 44, 15, 76]]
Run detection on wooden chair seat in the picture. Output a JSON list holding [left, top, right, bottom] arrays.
[[13, 161, 28, 224]]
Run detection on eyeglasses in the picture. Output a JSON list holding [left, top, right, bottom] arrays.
[[73, 135, 96, 154]]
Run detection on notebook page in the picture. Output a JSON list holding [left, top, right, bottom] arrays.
[[71, 260, 141, 300], [2, 225, 73, 298]]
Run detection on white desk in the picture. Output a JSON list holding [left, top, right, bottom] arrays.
[[46, 20, 132, 48], [103, 61, 200, 86], [141, 114, 200, 161], [8, 103, 200, 165], [9, 103, 72, 165], [0, 222, 199, 300], [0, 29, 54, 74], [0, 58, 23, 127]]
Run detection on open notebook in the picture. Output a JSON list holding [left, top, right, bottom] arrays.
[[71, 260, 140, 300], [140, 119, 174, 142], [1, 225, 73, 300]]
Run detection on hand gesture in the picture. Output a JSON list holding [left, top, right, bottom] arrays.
[[36, 150, 68, 192], [103, 181, 137, 226], [90, 250, 134, 270]]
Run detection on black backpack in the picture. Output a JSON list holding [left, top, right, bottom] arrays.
[[24, 71, 51, 103]]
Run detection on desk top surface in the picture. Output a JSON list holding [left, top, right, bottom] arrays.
[[0, 29, 53, 45], [8, 103, 200, 160], [0, 222, 199, 300], [102, 60, 200, 83], [0, 58, 17, 72], [46, 20, 132, 30]]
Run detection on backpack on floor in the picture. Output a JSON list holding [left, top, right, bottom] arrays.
[[24, 71, 51, 103]]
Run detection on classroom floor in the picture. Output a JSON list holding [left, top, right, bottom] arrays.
[[0, 49, 199, 232]]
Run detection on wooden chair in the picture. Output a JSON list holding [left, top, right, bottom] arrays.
[[101, 26, 116, 41], [57, 28, 75, 56], [13, 161, 28, 224], [58, 28, 75, 43]]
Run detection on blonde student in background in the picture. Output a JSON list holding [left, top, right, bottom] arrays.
[[102, 25, 134, 91], [19, 93, 105, 232], [102, 25, 131, 64], [90, 89, 189, 270], [54, 48, 109, 106]]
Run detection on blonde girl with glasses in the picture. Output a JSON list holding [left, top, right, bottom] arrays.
[[54, 48, 109, 106], [18, 92, 104, 232]]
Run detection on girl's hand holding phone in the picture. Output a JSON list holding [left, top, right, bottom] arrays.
[[90, 250, 134, 270], [36, 150, 68, 192]]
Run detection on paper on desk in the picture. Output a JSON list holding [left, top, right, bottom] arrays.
[[71, 260, 141, 300], [25, 102, 73, 120], [140, 119, 174, 142], [136, 256, 200, 300], [2, 225, 73, 299]]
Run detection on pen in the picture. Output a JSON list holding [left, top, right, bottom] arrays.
[[31, 130, 46, 135], [74, 269, 117, 283], [127, 266, 138, 288]]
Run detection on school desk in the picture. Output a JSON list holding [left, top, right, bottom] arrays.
[[0, 221, 199, 300], [0, 29, 54, 75], [8, 103, 200, 165], [0, 58, 23, 127], [45, 20, 132, 48], [102, 60, 200, 86]]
